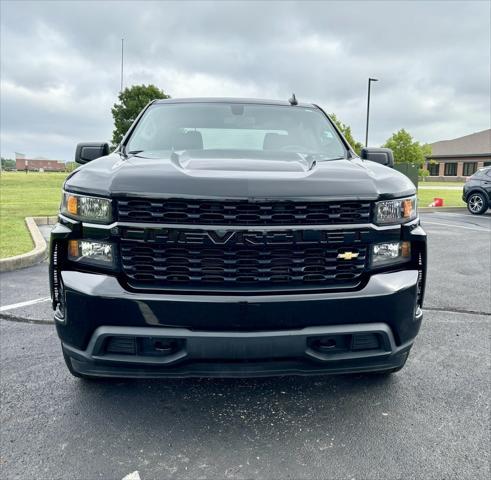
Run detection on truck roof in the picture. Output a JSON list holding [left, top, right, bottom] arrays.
[[153, 97, 316, 108]]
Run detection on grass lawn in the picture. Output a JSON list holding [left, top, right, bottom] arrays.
[[417, 188, 465, 207], [0, 171, 68, 258]]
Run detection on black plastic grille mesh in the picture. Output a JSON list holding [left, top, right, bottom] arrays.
[[120, 228, 368, 290], [117, 198, 371, 226]]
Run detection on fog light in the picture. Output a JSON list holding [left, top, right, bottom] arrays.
[[68, 239, 115, 268], [370, 241, 411, 267]]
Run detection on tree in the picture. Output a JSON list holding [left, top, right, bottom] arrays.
[[382, 129, 431, 167], [1, 157, 15, 170], [329, 113, 364, 155], [419, 168, 430, 181], [65, 162, 78, 172], [111, 84, 170, 147]]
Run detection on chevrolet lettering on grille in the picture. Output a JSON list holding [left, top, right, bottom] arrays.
[[121, 227, 372, 246]]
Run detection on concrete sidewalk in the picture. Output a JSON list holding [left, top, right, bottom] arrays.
[[418, 185, 462, 190]]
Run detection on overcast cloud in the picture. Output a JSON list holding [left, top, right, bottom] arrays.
[[1, 0, 490, 161]]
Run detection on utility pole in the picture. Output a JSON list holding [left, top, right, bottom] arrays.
[[365, 77, 379, 147], [120, 38, 124, 93]]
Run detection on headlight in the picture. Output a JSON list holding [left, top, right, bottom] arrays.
[[61, 192, 112, 223], [374, 195, 417, 225], [68, 240, 115, 268], [370, 241, 411, 267]]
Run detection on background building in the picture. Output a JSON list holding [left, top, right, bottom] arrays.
[[425, 129, 491, 180], [15, 153, 65, 172]]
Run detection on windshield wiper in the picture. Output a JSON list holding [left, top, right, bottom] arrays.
[[119, 143, 144, 158], [317, 155, 346, 162], [119, 143, 130, 159]]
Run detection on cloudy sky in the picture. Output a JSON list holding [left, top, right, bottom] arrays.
[[1, 0, 490, 161]]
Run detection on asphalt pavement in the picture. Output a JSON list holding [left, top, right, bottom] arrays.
[[1, 211, 490, 480]]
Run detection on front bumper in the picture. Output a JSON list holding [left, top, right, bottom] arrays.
[[64, 323, 414, 378], [58, 269, 422, 378]]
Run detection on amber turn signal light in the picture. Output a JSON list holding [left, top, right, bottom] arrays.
[[68, 239, 79, 258], [402, 199, 413, 218], [401, 241, 411, 258], [66, 195, 78, 215]]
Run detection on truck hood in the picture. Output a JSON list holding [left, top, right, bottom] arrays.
[[65, 150, 416, 201]]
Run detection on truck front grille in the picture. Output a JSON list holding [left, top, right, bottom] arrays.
[[116, 198, 371, 226], [120, 227, 369, 291]]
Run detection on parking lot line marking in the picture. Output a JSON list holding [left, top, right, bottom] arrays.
[[0, 297, 51, 312], [429, 212, 491, 222], [429, 212, 490, 217], [122, 472, 141, 480], [423, 221, 490, 232]]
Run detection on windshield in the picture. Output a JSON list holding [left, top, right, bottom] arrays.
[[125, 102, 346, 159]]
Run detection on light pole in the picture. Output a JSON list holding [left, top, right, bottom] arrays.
[[365, 77, 379, 147], [120, 38, 124, 93]]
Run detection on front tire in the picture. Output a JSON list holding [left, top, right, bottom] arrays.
[[467, 192, 488, 215]]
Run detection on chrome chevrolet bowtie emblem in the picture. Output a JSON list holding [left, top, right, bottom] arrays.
[[337, 251, 359, 260]]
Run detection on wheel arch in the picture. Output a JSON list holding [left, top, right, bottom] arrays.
[[464, 187, 490, 203]]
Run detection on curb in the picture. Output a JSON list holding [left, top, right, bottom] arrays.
[[0, 216, 57, 273], [0, 312, 54, 325]]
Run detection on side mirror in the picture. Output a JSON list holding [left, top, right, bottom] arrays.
[[360, 147, 394, 168], [75, 142, 110, 164]]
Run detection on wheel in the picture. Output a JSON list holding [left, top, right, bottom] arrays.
[[466, 192, 488, 215], [62, 350, 98, 381]]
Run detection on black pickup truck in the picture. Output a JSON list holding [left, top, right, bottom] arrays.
[[50, 97, 427, 379]]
